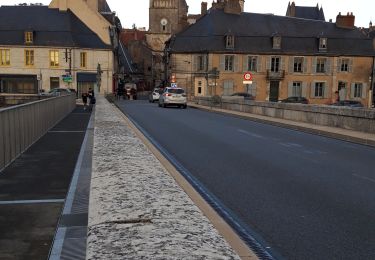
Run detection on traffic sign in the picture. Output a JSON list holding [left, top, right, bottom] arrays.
[[243, 72, 253, 81], [171, 83, 178, 88]]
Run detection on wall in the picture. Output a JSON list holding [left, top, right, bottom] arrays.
[[195, 96, 375, 133], [0, 94, 76, 171]]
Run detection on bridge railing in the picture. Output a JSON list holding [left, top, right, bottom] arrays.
[[0, 94, 76, 171]]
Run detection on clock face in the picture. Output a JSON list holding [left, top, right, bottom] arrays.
[[160, 18, 168, 26]]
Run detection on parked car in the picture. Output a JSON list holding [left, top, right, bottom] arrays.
[[159, 87, 187, 108], [149, 88, 161, 103], [280, 96, 309, 104], [230, 92, 255, 100], [331, 100, 364, 108], [48, 88, 72, 96]]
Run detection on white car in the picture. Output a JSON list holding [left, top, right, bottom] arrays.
[[158, 87, 187, 108], [149, 88, 161, 103]]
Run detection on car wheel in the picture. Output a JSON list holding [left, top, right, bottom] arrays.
[[163, 103, 167, 108]]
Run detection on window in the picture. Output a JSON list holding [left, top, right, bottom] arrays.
[[271, 57, 280, 72], [50, 77, 60, 89], [294, 57, 303, 73], [225, 35, 234, 49], [223, 80, 234, 96], [80, 52, 87, 68], [0, 49, 10, 66], [314, 82, 325, 97], [292, 82, 302, 97], [316, 58, 326, 73], [25, 31, 33, 44], [353, 83, 363, 98], [25, 50, 34, 66], [197, 55, 205, 71], [247, 56, 257, 72], [246, 82, 257, 97], [340, 58, 349, 72], [319, 38, 327, 50], [49, 50, 59, 67], [225, 55, 234, 71], [273, 36, 281, 49]]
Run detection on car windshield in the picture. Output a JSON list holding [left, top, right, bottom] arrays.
[[167, 88, 184, 94]]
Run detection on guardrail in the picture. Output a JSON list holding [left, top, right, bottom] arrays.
[[0, 94, 76, 171]]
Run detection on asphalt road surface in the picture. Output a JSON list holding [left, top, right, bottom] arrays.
[[117, 100, 375, 260]]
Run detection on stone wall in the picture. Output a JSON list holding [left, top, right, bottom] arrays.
[[195, 96, 375, 133]]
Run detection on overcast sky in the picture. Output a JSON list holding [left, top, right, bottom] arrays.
[[2, 0, 373, 29]]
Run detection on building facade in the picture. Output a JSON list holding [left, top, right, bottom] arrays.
[[0, 0, 116, 96], [166, 3, 375, 106]]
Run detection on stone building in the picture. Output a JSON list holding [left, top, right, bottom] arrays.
[[286, 1, 325, 21], [0, 0, 120, 95], [166, 1, 375, 106]]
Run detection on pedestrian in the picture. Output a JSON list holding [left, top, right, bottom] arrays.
[[88, 88, 96, 111], [82, 92, 88, 110]]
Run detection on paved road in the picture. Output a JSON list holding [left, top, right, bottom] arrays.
[[117, 100, 375, 260], [0, 106, 91, 260]]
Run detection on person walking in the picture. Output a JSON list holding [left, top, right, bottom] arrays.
[[88, 88, 96, 111], [82, 92, 88, 110]]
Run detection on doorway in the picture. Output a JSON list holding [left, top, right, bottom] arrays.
[[269, 81, 279, 102]]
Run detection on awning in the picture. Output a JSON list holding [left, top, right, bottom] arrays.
[[77, 73, 97, 83]]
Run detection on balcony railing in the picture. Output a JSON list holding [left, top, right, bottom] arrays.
[[267, 69, 285, 80]]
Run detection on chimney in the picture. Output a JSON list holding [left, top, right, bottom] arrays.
[[336, 12, 355, 29], [224, 0, 242, 15], [201, 2, 207, 15]]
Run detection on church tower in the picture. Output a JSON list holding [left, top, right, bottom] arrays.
[[147, 0, 188, 51]]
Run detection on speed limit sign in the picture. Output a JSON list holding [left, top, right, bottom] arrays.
[[243, 72, 253, 81]]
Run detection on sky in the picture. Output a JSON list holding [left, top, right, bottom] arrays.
[[2, 0, 373, 29]]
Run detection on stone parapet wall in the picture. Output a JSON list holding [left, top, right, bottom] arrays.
[[195, 96, 375, 133]]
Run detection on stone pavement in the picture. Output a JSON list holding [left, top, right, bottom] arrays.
[[188, 102, 375, 147], [86, 95, 252, 259]]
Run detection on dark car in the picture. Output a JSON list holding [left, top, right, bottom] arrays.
[[331, 100, 364, 108], [230, 92, 255, 100], [280, 96, 309, 104]]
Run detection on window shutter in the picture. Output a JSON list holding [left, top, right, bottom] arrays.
[[193, 55, 198, 72], [302, 82, 308, 97], [243, 55, 248, 72], [323, 83, 329, 98], [326, 58, 331, 75], [362, 83, 367, 98], [257, 56, 261, 72], [289, 57, 294, 74], [266, 57, 270, 70], [348, 58, 353, 73], [303, 57, 307, 73], [350, 83, 355, 98], [220, 55, 225, 71], [203, 54, 207, 71], [288, 82, 293, 97], [337, 58, 342, 72], [234, 55, 239, 72], [312, 57, 317, 74]]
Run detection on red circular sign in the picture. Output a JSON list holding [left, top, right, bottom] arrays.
[[243, 72, 253, 81]]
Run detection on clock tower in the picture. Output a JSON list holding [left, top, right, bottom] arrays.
[[147, 0, 188, 51]]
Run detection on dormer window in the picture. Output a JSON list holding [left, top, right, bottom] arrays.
[[225, 35, 235, 49], [25, 31, 34, 44], [319, 37, 327, 51], [272, 36, 281, 49]]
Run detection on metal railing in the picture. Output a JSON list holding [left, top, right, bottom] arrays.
[[0, 94, 76, 171]]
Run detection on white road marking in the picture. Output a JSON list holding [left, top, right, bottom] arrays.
[[352, 174, 375, 184], [237, 129, 264, 139]]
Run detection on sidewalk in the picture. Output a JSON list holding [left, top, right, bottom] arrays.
[[188, 102, 375, 147], [86, 95, 256, 259]]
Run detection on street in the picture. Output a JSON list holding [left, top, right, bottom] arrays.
[[117, 100, 375, 260]]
